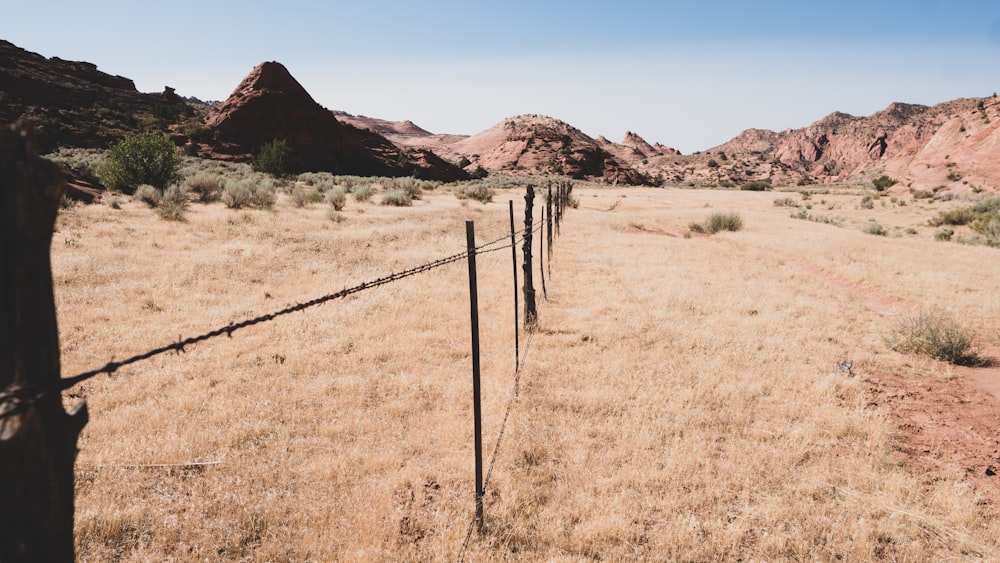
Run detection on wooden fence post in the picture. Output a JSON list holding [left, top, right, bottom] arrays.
[[539, 202, 547, 300], [546, 185, 553, 277], [465, 221, 484, 533], [0, 120, 88, 562], [522, 187, 537, 330]]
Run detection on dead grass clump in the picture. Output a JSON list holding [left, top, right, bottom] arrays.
[[156, 185, 189, 221], [885, 308, 985, 366], [455, 184, 494, 204], [350, 184, 375, 202]]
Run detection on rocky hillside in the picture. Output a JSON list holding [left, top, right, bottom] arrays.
[[596, 131, 680, 165], [0, 39, 198, 152], [704, 98, 1000, 193], [202, 62, 468, 181]]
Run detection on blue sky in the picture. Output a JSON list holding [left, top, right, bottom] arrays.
[[4, 1, 999, 152]]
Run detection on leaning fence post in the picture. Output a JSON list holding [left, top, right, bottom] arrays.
[[522, 186, 537, 330], [465, 221, 484, 533], [508, 201, 519, 370], [0, 120, 88, 562]]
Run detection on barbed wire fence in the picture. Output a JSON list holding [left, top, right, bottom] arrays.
[[0, 137, 575, 560]]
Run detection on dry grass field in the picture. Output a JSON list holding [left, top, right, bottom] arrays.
[[54, 180, 1000, 560]]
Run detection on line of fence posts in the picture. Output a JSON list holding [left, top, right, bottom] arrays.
[[1, 128, 575, 553]]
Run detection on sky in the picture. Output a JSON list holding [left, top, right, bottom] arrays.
[[4, 0, 1000, 153]]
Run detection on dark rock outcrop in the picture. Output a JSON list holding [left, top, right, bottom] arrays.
[[203, 62, 468, 181]]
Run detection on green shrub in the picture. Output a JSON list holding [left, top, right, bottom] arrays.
[[134, 184, 161, 208], [186, 173, 225, 203], [862, 221, 887, 236], [884, 308, 984, 366], [740, 179, 772, 191], [381, 189, 412, 207], [690, 212, 743, 234], [325, 187, 347, 211], [99, 134, 181, 194], [872, 175, 897, 191], [706, 159, 719, 168], [252, 139, 298, 177], [929, 207, 977, 226]]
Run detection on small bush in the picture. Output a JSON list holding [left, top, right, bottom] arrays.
[[872, 175, 897, 191], [455, 184, 494, 203], [350, 184, 374, 202], [134, 184, 161, 208], [222, 180, 253, 209], [885, 308, 984, 366], [381, 189, 412, 207], [99, 134, 181, 194], [773, 197, 798, 207], [689, 212, 743, 234], [186, 173, 224, 203], [706, 159, 719, 168], [326, 208, 346, 223], [860, 195, 875, 209], [252, 139, 299, 177], [156, 185, 189, 221], [250, 179, 277, 209], [934, 227, 955, 241], [741, 179, 772, 191], [862, 221, 887, 236], [291, 186, 324, 208], [325, 187, 347, 211]]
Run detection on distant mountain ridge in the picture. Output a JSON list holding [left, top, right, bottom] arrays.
[[2, 37, 997, 192]]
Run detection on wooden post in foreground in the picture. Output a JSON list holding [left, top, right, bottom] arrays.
[[0, 121, 88, 561], [465, 221, 484, 532]]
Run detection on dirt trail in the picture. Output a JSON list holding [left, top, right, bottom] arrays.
[[740, 237, 1000, 512]]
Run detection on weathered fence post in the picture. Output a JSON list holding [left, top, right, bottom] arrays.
[[508, 201, 519, 369], [465, 221, 484, 533], [0, 120, 88, 562], [522, 187, 537, 330], [539, 202, 547, 300]]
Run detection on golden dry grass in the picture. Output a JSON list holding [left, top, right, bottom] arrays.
[[55, 184, 1000, 560]]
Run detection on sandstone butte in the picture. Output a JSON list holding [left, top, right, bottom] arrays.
[[202, 61, 468, 182]]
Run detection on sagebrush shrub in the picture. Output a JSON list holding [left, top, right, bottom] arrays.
[[351, 185, 374, 202], [325, 188, 347, 211], [455, 184, 494, 203], [291, 186, 324, 208], [381, 189, 412, 207], [222, 180, 253, 209], [862, 221, 887, 236], [690, 212, 743, 234], [186, 173, 225, 203], [134, 184, 161, 208], [885, 308, 984, 366], [157, 185, 189, 221]]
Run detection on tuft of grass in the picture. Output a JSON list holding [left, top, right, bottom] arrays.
[[689, 212, 743, 234], [885, 308, 985, 366], [934, 227, 955, 241], [326, 208, 346, 223], [381, 189, 413, 207], [773, 197, 798, 208]]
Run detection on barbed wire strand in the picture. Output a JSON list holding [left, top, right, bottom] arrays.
[[0, 229, 527, 421]]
